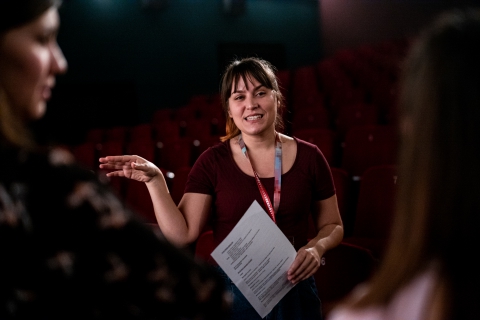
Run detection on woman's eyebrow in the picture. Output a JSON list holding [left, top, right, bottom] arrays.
[[231, 83, 264, 94]]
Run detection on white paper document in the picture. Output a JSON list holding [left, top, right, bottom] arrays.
[[211, 200, 297, 319]]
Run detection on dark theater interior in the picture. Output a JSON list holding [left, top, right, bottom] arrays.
[[6, 0, 479, 318]]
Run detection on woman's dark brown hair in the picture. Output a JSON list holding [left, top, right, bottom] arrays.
[[219, 57, 285, 141], [0, 0, 61, 33]]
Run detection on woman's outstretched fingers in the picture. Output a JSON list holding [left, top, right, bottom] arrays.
[[99, 155, 161, 183]]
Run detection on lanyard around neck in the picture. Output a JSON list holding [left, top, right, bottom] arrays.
[[238, 133, 282, 223]]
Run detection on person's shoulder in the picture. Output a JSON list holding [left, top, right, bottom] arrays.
[[209, 138, 228, 151], [278, 133, 294, 143], [48, 146, 76, 166], [291, 135, 321, 156], [327, 306, 384, 320], [47, 149, 99, 181], [328, 268, 439, 320], [277, 133, 295, 148], [291, 135, 317, 149], [192, 139, 231, 172], [0, 145, 95, 182], [327, 285, 384, 320], [198, 139, 229, 158]]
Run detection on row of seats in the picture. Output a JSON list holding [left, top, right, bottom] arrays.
[[69, 122, 397, 268], [73, 118, 398, 177], [70, 37, 407, 172]]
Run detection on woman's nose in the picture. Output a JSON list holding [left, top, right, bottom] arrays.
[[246, 96, 258, 109], [51, 42, 68, 75]]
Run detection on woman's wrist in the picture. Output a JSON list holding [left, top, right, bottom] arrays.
[[146, 171, 169, 192]]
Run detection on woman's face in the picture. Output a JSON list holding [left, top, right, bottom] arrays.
[[0, 6, 67, 121], [227, 74, 278, 137]]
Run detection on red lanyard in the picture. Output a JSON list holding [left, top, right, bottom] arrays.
[[238, 133, 282, 223]]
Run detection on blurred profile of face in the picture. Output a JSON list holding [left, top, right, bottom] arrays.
[[0, 6, 67, 122]]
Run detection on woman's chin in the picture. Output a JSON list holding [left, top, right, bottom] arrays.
[[28, 101, 47, 121]]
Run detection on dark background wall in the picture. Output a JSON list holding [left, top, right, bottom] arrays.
[[42, 0, 322, 144], [39, 0, 478, 145], [319, 0, 478, 57]]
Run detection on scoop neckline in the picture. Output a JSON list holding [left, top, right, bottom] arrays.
[[227, 136, 299, 179]]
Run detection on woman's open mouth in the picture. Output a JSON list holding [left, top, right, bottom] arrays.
[[245, 114, 263, 121]]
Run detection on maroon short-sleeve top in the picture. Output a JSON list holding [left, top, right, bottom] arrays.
[[185, 137, 335, 262]]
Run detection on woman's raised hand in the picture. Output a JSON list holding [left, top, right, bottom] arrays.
[[99, 155, 162, 183]]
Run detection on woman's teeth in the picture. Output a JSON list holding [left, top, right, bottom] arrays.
[[245, 115, 263, 120]]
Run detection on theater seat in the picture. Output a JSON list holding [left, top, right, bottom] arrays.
[[170, 166, 191, 205], [314, 242, 377, 318], [341, 124, 398, 180], [291, 106, 331, 133], [293, 127, 336, 166], [194, 230, 214, 264], [343, 164, 398, 260]]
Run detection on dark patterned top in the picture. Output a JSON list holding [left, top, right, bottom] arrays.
[[0, 146, 230, 319]]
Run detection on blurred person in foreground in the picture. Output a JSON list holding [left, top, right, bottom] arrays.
[[328, 7, 480, 320], [0, 0, 229, 319]]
